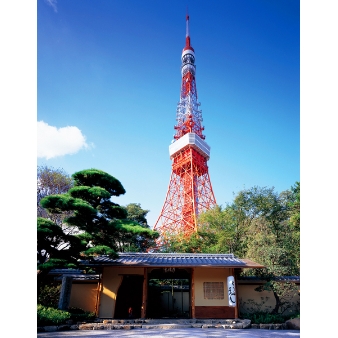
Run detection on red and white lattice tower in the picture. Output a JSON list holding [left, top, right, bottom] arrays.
[[154, 15, 217, 241]]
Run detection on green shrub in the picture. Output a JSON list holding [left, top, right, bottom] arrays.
[[38, 284, 61, 308], [37, 305, 71, 326], [239, 297, 300, 324], [67, 307, 96, 322], [291, 313, 300, 319], [243, 312, 285, 324], [37, 305, 96, 326], [240, 311, 300, 324]]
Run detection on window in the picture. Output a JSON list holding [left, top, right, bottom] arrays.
[[203, 282, 224, 300]]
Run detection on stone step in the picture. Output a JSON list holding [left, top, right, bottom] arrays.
[[38, 319, 299, 332], [101, 318, 247, 325], [74, 319, 252, 330], [37, 319, 251, 332]]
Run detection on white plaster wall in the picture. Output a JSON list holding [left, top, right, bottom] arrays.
[[238, 284, 300, 314], [69, 283, 98, 313], [194, 268, 232, 306]]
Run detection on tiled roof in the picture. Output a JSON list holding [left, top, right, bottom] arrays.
[[48, 269, 99, 281], [80, 252, 264, 268], [48, 269, 83, 275], [54, 274, 100, 281], [238, 276, 300, 283]]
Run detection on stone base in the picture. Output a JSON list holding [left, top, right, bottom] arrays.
[[37, 317, 300, 332]]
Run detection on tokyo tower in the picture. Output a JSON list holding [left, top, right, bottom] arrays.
[[154, 14, 217, 241]]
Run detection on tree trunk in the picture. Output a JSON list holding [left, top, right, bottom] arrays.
[[271, 290, 281, 314]]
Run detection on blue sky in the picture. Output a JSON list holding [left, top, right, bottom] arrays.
[[37, 0, 300, 228], [2, 1, 338, 331]]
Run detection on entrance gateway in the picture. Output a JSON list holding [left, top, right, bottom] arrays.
[[113, 269, 190, 319], [80, 252, 264, 319], [147, 268, 190, 319]]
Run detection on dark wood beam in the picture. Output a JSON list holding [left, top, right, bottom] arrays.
[[141, 267, 148, 318]]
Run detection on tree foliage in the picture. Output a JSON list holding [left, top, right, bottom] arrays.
[[286, 181, 300, 270], [37, 165, 75, 232], [161, 202, 249, 255], [37, 166, 73, 217], [38, 168, 158, 273], [38, 284, 61, 308], [125, 203, 149, 227], [37, 213, 86, 275], [120, 203, 158, 252], [162, 182, 300, 314]]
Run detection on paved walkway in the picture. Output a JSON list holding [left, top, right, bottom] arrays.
[[37, 328, 300, 338]]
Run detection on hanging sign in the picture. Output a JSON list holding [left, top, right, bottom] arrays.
[[163, 267, 175, 273], [227, 276, 236, 307]]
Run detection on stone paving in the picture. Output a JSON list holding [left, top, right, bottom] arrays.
[[38, 318, 300, 332], [37, 328, 300, 338], [38, 318, 300, 337]]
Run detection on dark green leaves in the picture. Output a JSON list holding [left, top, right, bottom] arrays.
[[69, 186, 111, 201], [83, 245, 118, 258], [38, 168, 158, 268], [72, 169, 126, 196]]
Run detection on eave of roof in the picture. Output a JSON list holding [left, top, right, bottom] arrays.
[[238, 275, 300, 283], [54, 274, 100, 281], [79, 252, 265, 269], [49, 269, 83, 275]]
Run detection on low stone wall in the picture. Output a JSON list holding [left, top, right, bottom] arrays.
[[37, 318, 300, 332]]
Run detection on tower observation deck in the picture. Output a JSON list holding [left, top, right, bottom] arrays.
[[154, 15, 217, 243]]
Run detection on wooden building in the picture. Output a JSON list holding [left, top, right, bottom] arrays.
[[57, 252, 265, 319]]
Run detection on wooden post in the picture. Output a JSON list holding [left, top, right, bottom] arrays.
[[141, 267, 148, 318], [94, 276, 102, 317], [58, 276, 73, 310], [191, 268, 195, 319]]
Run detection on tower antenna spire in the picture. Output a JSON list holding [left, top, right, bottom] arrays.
[[154, 14, 217, 245], [185, 10, 191, 50]]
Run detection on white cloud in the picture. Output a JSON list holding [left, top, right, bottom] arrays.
[[44, 0, 58, 13], [37, 121, 90, 159]]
